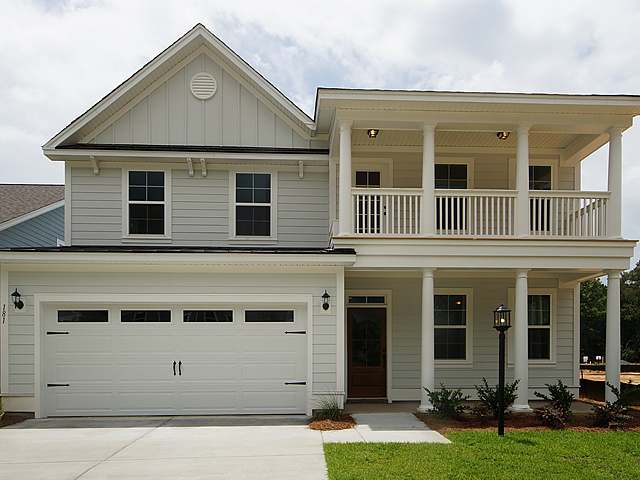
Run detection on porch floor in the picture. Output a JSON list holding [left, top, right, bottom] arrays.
[[343, 400, 596, 414]]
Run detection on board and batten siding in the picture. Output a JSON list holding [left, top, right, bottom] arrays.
[[88, 53, 312, 149], [345, 276, 576, 400], [0, 207, 64, 248], [70, 166, 329, 247], [5, 270, 338, 396]]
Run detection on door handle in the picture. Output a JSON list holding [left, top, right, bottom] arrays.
[[173, 361, 177, 376], [178, 361, 182, 376]]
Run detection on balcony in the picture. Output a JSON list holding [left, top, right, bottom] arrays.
[[351, 189, 610, 238]]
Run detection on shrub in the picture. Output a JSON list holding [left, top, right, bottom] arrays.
[[424, 384, 470, 420], [592, 382, 635, 428], [474, 378, 520, 419], [471, 403, 490, 424], [534, 379, 575, 421], [535, 401, 567, 428], [311, 395, 342, 422]]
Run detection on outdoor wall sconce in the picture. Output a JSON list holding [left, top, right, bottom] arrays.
[[11, 288, 24, 310], [493, 304, 511, 436], [496, 131, 510, 140], [322, 290, 331, 311], [367, 129, 379, 138]]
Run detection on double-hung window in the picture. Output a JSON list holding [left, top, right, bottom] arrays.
[[128, 171, 166, 236], [434, 293, 468, 360], [528, 294, 551, 360], [235, 173, 272, 237]]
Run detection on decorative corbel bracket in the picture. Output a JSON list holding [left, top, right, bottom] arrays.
[[186, 158, 194, 177], [89, 156, 99, 175], [299, 160, 304, 179], [200, 158, 207, 177]]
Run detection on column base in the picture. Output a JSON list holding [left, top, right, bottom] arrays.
[[417, 404, 434, 413], [509, 404, 533, 413]]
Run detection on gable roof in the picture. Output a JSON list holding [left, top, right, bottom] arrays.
[[0, 184, 64, 225], [44, 24, 315, 151]]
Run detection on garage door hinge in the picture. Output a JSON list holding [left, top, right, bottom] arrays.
[[47, 331, 70, 335], [284, 330, 306, 334], [284, 381, 307, 385], [47, 383, 70, 387]]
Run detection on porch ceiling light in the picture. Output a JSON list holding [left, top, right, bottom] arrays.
[[367, 129, 379, 138], [11, 288, 24, 310], [496, 132, 510, 140], [322, 290, 331, 311]]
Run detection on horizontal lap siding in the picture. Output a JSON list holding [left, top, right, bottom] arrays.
[[0, 207, 64, 248], [6, 271, 338, 396]]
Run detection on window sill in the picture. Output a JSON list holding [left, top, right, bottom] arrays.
[[435, 361, 473, 368], [122, 236, 172, 244], [229, 237, 278, 246]]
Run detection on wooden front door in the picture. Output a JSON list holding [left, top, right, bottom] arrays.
[[347, 308, 387, 398]]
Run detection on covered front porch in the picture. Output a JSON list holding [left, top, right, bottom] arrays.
[[341, 267, 625, 409]]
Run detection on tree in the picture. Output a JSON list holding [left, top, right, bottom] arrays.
[[621, 261, 640, 363], [580, 278, 607, 362]]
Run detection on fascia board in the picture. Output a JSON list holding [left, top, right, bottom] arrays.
[[0, 251, 356, 267], [0, 200, 65, 233]]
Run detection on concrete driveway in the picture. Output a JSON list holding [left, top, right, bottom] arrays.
[[0, 416, 328, 480]]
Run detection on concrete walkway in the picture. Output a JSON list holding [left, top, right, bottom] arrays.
[[321, 413, 450, 444], [0, 413, 449, 479]]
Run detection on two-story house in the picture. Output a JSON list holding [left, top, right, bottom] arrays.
[[1, 24, 638, 417]]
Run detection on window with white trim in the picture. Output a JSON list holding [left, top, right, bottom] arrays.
[[434, 294, 468, 360], [528, 294, 551, 360], [235, 173, 272, 237], [127, 171, 166, 235]]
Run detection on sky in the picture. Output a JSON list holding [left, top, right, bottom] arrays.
[[2, 0, 640, 267]]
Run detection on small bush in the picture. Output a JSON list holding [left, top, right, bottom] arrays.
[[474, 378, 520, 419], [424, 384, 470, 420], [592, 382, 634, 428], [535, 401, 567, 428], [312, 395, 342, 422], [471, 403, 490, 424], [534, 379, 575, 421]]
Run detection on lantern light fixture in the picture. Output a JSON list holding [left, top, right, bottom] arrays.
[[322, 290, 331, 311], [496, 131, 510, 140], [367, 129, 379, 138], [11, 288, 24, 310]]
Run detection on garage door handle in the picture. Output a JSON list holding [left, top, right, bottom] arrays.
[[173, 361, 177, 376], [178, 361, 182, 376], [284, 331, 306, 334], [47, 383, 70, 387], [284, 382, 306, 385], [47, 331, 69, 335]]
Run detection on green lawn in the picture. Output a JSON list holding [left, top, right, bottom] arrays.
[[324, 431, 640, 479]]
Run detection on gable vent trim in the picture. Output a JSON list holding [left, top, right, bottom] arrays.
[[190, 72, 217, 100]]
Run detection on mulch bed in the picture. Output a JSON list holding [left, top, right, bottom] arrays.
[[309, 413, 357, 431], [1, 413, 33, 428], [415, 406, 640, 435]]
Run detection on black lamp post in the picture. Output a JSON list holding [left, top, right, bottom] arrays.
[[493, 304, 511, 436]]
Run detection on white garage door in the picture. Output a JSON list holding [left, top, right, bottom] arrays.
[[44, 304, 308, 416]]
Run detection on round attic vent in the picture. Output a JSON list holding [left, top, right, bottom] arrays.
[[190, 72, 217, 100]]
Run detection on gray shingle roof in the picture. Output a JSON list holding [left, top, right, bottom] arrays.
[[0, 184, 64, 225]]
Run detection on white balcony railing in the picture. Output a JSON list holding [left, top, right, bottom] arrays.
[[350, 189, 610, 238]]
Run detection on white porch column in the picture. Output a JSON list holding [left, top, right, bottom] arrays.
[[418, 268, 436, 412], [422, 124, 436, 236], [605, 270, 622, 402], [515, 125, 530, 237], [607, 128, 623, 239], [338, 121, 353, 236], [512, 269, 531, 411]]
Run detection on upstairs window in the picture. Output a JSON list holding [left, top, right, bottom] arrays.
[[235, 173, 272, 237], [435, 164, 467, 189], [128, 171, 165, 235], [529, 165, 552, 190]]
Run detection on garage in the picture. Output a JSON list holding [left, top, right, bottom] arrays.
[[44, 303, 308, 416]]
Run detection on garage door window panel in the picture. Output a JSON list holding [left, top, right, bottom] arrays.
[[245, 310, 294, 323], [121, 310, 171, 322], [183, 310, 233, 322], [58, 310, 109, 323]]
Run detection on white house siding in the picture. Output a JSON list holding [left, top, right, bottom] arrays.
[[87, 53, 310, 149], [4, 268, 338, 410], [70, 166, 329, 247], [0, 206, 64, 248], [345, 275, 575, 400]]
